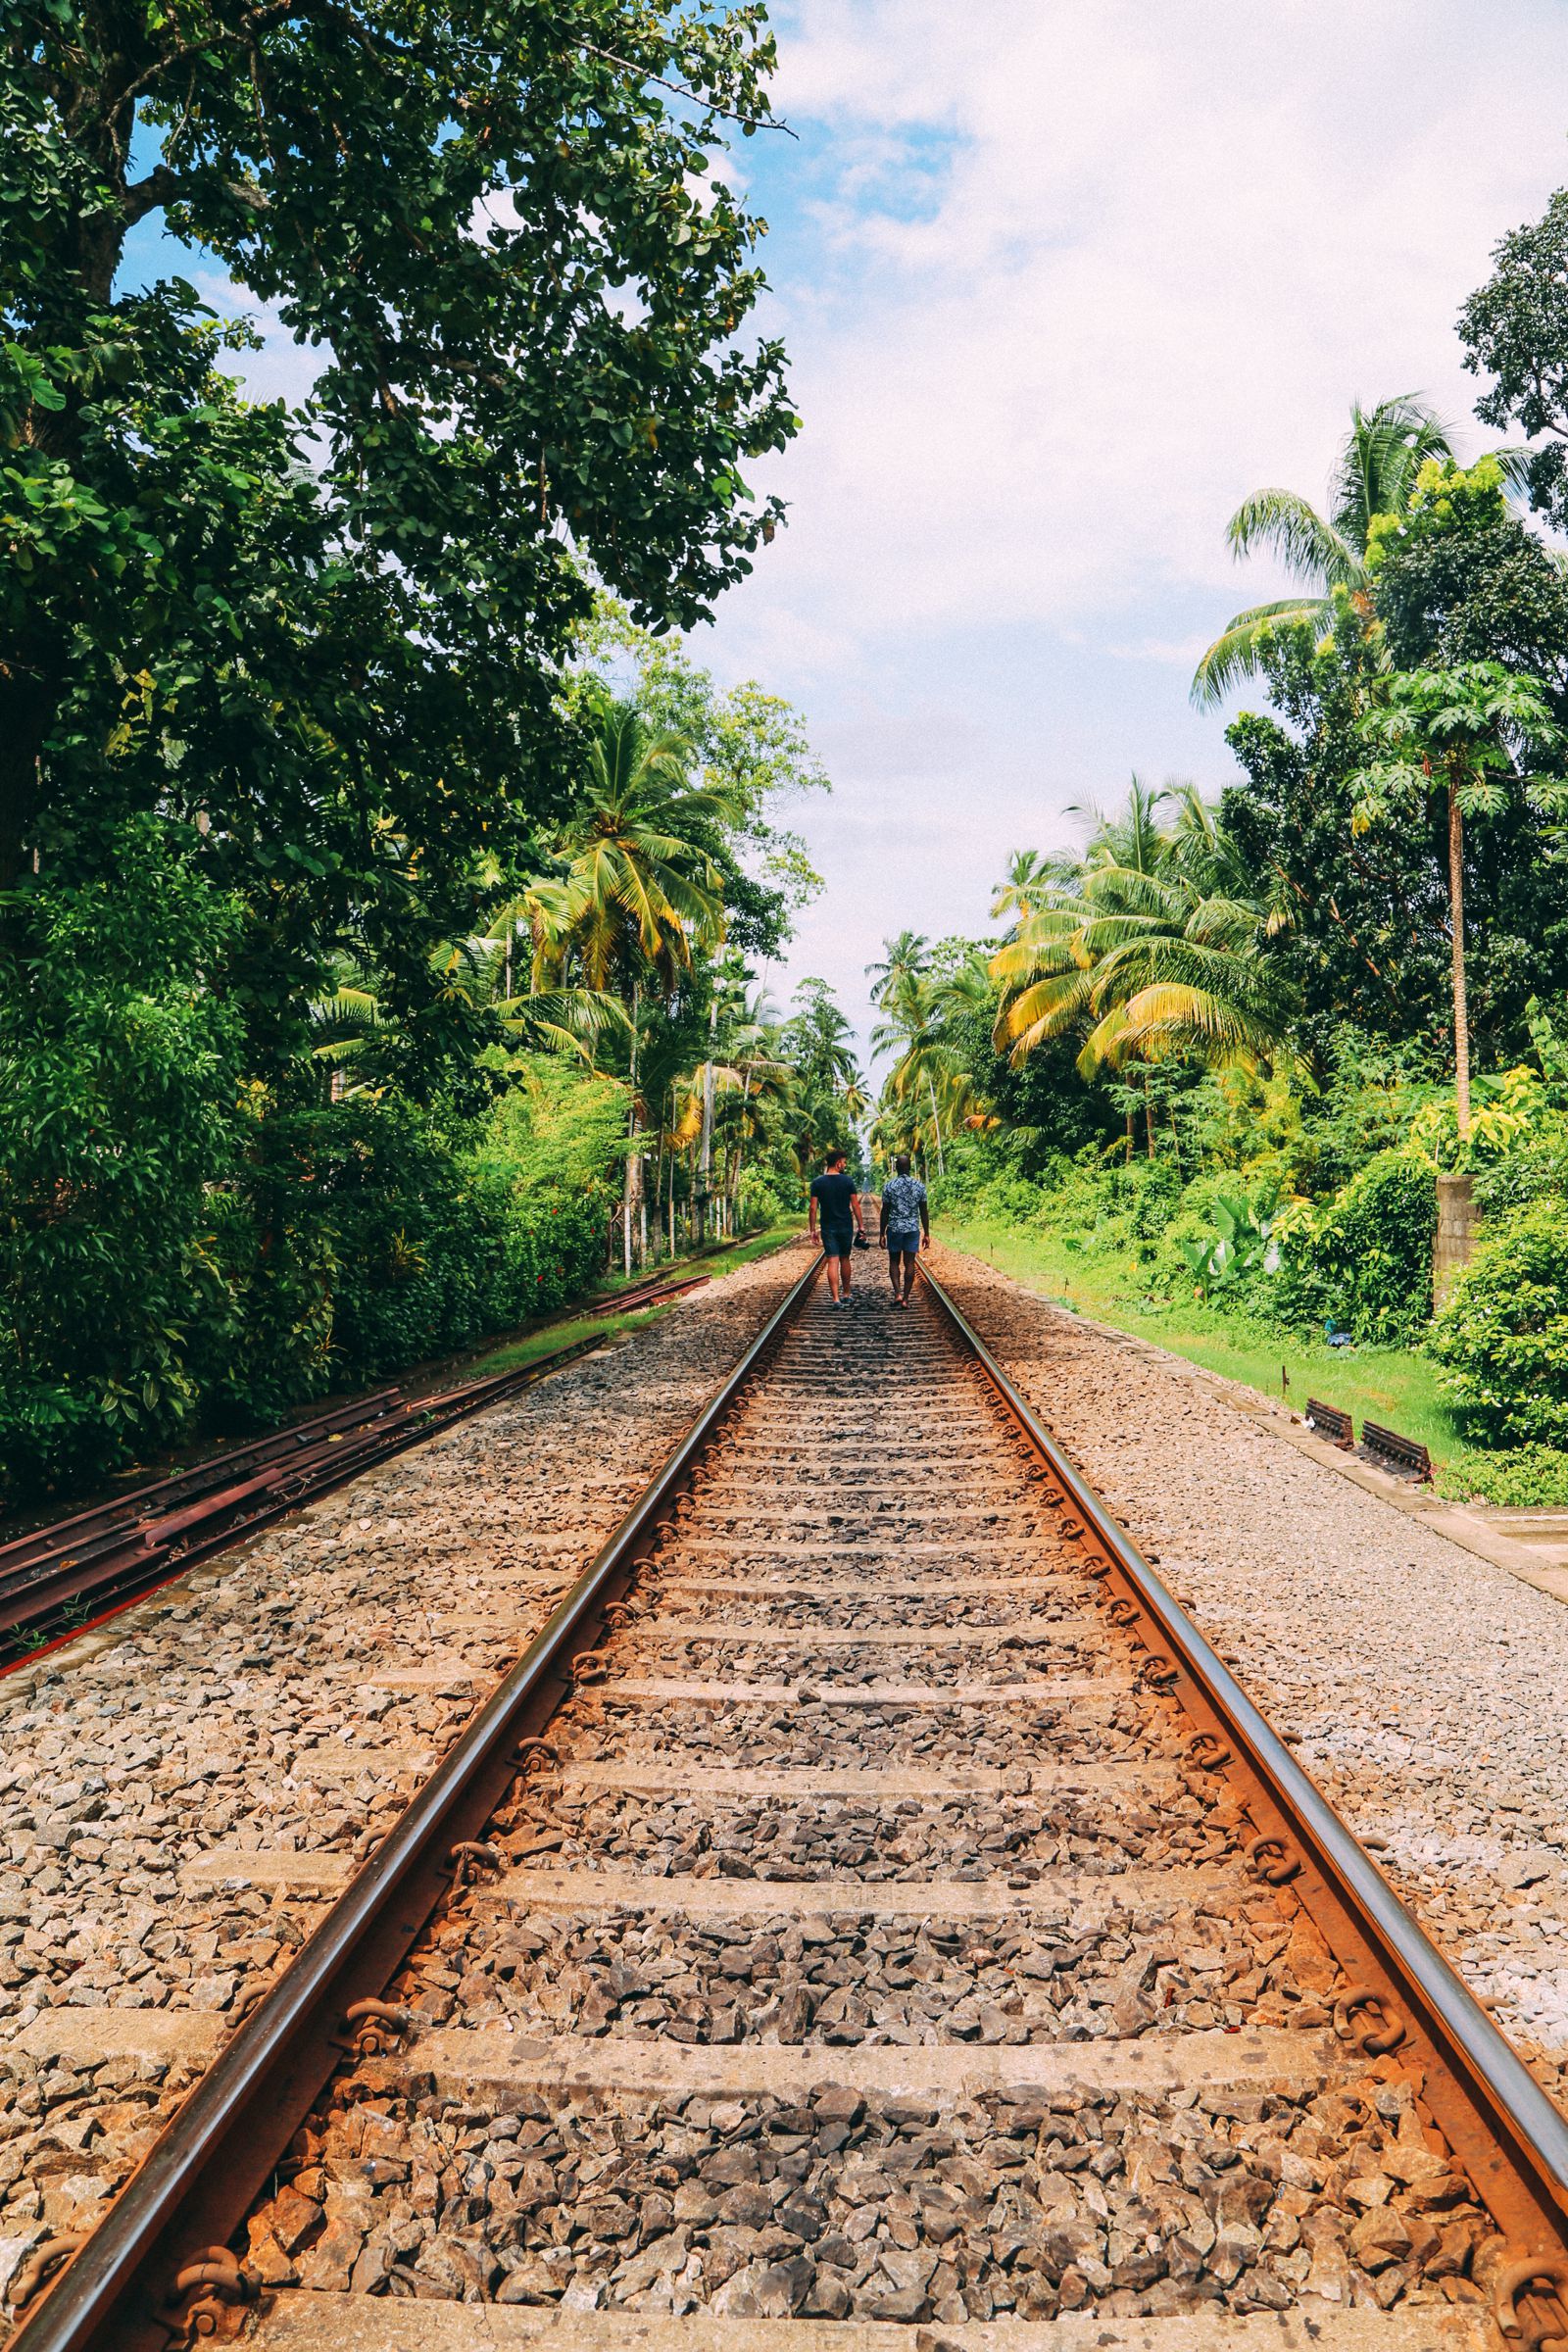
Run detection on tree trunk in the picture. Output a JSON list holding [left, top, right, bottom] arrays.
[[925, 1071, 946, 1177], [652, 1086, 668, 1264], [1447, 776, 1472, 1140], [1144, 1070, 1155, 1159], [698, 1003, 717, 1242], [622, 980, 641, 1277], [668, 1150, 677, 1259], [1125, 1111, 1134, 1165]]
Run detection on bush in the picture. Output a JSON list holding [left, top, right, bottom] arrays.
[[0, 994, 625, 1510], [0, 835, 248, 1506], [211, 1062, 624, 1417], [1430, 1199, 1568, 1446], [1270, 1150, 1435, 1343], [1437, 1443, 1568, 1508]]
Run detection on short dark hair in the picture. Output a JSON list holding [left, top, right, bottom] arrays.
[[895, 1152, 911, 1175], [825, 1149, 847, 1168]]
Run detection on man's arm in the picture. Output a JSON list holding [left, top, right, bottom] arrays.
[[852, 1187, 866, 1235], [807, 1183, 818, 1239], [878, 1197, 889, 1241]]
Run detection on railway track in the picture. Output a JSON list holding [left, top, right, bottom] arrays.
[[0, 1336, 612, 1672], [7, 1254, 1568, 2351]]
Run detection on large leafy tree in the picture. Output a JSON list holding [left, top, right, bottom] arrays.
[[1461, 187, 1568, 531], [1191, 396, 1454, 707], [4, 0, 798, 962], [1224, 458, 1568, 1071]]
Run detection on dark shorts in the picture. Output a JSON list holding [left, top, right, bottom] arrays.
[[885, 1231, 920, 1256], [821, 1226, 855, 1259]]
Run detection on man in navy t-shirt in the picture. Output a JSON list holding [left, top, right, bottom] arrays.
[[808, 1150, 865, 1306]]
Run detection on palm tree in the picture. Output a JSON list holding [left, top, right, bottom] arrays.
[[1192, 396, 1456, 708], [1350, 661, 1566, 1136], [870, 950, 997, 1181], [529, 701, 741, 1271], [990, 787, 1298, 1147], [990, 847, 1085, 925], [529, 703, 738, 996], [865, 930, 930, 1005]]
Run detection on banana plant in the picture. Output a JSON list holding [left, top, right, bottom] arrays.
[[1179, 1180, 1283, 1298]]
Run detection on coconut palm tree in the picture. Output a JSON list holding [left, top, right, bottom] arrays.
[[990, 789, 1298, 1108], [526, 701, 741, 1270], [865, 930, 930, 1005], [1191, 395, 1457, 708]]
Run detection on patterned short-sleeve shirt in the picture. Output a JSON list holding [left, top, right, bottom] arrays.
[[881, 1172, 927, 1241]]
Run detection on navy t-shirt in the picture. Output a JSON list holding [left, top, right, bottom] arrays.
[[810, 1171, 858, 1232]]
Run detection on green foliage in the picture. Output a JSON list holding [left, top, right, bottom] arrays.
[[1177, 1182, 1281, 1300], [1461, 186, 1568, 530], [0, 970, 624, 1506], [0, 827, 247, 1501], [5, 0, 799, 1081], [1270, 1151, 1435, 1344], [1439, 1444, 1568, 1509], [1431, 1199, 1568, 1446], [1191, 395, 1454, 708]]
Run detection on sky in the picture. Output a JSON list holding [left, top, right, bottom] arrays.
[[125, 0, 1568, 1068]]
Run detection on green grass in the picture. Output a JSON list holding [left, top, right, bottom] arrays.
[[467, 1225, 798, 1379], [944, 1212, 1473, 1483]]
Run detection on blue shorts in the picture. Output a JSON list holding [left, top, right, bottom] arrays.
[[821, 1227, 855, 1259], [885, 1231, 920, 1255]]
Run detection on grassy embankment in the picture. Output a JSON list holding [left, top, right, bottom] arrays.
[[943, 1211, 1475, 1491], [469, 1226, 800, 1380]]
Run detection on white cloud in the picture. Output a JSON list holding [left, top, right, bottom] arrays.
[[739, 0, 1568, 657], [688, 0, 1568, 1050]]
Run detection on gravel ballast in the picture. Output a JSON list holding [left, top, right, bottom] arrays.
[[0, 1247, 801, 2296], [929, 1243, 1568, 2088]]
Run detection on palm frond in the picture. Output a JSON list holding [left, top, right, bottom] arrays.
[[1190, 599, 1331, 709], [1225, 491, 1360, 586]]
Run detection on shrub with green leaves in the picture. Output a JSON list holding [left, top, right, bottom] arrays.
[[1270, 1150, 1436, 1342], [1431, 1199, 1568, 1446], [0, 832, 248, 1504]]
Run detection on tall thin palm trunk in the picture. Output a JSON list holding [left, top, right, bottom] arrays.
[[1447, 773, 1472, 1139], [925, 1071, 946, 1177], [622, 978, 641, 1277], [698, 1002, 717, 1241]]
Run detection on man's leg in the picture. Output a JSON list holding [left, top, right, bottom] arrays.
[[898, 1246, 917, 1300], [823, 1244, 842, 1300], [839, 1245, 854, 1298], [886, 1243, 901, 1298]]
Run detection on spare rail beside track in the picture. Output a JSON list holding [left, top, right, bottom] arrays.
[[0, 1334, 610, 1670]]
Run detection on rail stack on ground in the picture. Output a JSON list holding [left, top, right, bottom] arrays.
[[7, 1256, 1568, 2352], [0, 1335, 607, 1668]]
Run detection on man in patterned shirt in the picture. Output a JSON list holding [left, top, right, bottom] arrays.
[[879, 1152, 929, 1306]]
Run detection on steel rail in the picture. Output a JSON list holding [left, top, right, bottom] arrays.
[[7, 1251, 821, 2352], [0, 1335, 611, 1670], [918, 1261, 1568, 2287]]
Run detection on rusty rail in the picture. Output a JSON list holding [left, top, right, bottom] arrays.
[[916, 1260, 1568, 2313], [4, 1252, 822, 2352], [0, 1335, 609, 1671]]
